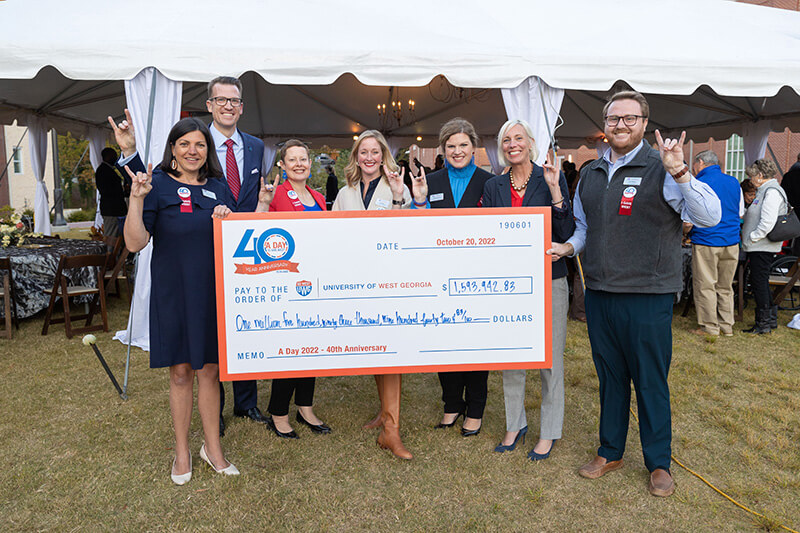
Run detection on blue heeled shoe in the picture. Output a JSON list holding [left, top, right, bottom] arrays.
[[527, 439, 557, 461], [493, 426, 528, 453]]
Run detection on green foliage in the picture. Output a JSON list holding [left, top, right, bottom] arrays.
[[66, 207, 97, 222], [58, 132, 95, 209]]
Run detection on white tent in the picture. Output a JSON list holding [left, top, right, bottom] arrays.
[[3, 0, 800, 349], [3, 0, 800, 146]]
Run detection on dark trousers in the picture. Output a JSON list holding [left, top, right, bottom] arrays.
[[747, 251, 775, 309], [220, 380, 258, 414], [585, 289, 673, 472], [268, 377, 316, 416], [438, 371, 489, 419]]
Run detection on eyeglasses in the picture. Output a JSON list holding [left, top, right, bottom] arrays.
[[604, 114, 646, 127], [209, 97, 243, 107]]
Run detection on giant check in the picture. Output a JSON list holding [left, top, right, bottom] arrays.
[[214, 208, 552, 380]]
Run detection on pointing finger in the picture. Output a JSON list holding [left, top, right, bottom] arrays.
[[654, 129, 664, 148], [124, 165, 136, 179], [678, 130, 686, 147], [146, 163, 153, 179], [124, 109, 133, 129], [107, 116, 120, 133]]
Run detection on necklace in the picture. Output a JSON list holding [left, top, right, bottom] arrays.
[[509, 167, 531, 192]]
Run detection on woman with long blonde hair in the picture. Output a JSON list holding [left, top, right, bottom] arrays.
[[332, 130, 428, 459]]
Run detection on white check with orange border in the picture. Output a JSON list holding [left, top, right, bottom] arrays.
[[214, 207, 552, 380]]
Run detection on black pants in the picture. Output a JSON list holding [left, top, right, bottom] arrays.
[[438, 371, 488, 419], [220, 380, 258, 414], [268, 377, 316, 416], [747, 251, 775, 309]]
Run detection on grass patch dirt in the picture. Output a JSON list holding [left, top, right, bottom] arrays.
[[1, 293, 798, 532]]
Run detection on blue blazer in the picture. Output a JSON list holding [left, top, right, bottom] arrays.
[[125, 128, 265, 213], [482, 165, 575, 279]]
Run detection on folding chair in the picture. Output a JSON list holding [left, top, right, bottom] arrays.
[[104, 236, 131, 301], [41, 254, 108, 339], [0, 257, 20, 339]]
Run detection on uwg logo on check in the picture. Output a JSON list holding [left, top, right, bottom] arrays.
[[232, 228, 300, 274]]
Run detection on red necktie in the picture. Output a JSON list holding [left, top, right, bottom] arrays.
[[224, 139, 240, 201]]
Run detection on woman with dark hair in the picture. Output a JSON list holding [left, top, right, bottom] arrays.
[[332, 130, 428, 460], [425, 117, 493, 437], [261, 139, 331, 438], [483, 119, 574, 460], [123, 117, 276, 484]]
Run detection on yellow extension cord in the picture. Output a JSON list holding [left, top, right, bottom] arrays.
[[574, 256, 797, 533]]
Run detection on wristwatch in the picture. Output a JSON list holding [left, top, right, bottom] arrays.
[[391, 199, 404, 205], [671, 166, 689, 180]]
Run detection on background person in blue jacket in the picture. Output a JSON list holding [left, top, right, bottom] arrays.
[[686, 150, 744, 337]]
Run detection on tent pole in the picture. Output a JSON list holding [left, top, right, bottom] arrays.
[[122, 69, 159, 398]]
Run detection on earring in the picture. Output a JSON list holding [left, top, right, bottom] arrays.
[[170, 158, 177, 170]]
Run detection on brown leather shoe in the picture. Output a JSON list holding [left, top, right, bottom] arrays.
[[649, 469, 675, 497], [578, 456, 624, 479]]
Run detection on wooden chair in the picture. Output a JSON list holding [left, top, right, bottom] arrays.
[[0, 257, 20, 339], [104, 236, 131, 301], [770, 255, 800, 310], [41, 254, 108, 339]]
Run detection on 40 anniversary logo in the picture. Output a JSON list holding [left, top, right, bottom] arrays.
[[232, 228, 300, 274]]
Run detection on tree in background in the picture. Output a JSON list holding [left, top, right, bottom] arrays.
[[58, 132, 95, 209]]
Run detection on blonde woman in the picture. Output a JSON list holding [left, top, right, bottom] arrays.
[[332, 130, 428, 459], [482, 119, 574, 460]]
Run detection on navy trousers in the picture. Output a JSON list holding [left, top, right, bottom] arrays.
[[585, 289, 673, 472], [220, 380, 258, 413]]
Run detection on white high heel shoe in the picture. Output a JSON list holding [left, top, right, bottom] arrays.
[[200, 443, 240, 476], [171, 454, 192, 485]]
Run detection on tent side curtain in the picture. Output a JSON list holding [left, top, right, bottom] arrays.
[[501, 77, 565, 166]]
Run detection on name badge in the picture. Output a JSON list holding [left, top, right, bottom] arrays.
[[177, 187, 193, 213], [430, 193, 445, 202], [375, 198, 390, 209], [618, 186, 637, 216], [202, 189, 217, 200], [623, 177, 642, 186]]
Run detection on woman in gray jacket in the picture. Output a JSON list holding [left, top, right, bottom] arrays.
[[741, 159, 789, 334]]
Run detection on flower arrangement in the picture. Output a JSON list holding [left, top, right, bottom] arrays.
[[0, 207, 41, 247]]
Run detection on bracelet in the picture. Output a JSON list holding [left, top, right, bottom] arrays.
[[391, 199, 404, 205], [412, 198, 427, 207], [552, 198, 564, 206], [671, 166, 689, 180]]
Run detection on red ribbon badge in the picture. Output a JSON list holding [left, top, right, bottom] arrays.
[[234, 260, 300, 274], [618, 186, 637, 216], [178, 187, 193, 213]]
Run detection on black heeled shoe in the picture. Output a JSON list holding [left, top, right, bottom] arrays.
[[461, 420, 482, 437], [266, 416, 299, 439], [295, 412, 332, 434], [434, 410, 465, 429]]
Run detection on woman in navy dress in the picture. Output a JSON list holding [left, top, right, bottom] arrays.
[[124, 118, 273, 484], [263, 139, 332, 438]]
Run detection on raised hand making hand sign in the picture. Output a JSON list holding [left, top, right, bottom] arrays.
[[655, 130, 689, 181]]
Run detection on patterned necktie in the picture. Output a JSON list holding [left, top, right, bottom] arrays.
[[224, 138, 240, 201]]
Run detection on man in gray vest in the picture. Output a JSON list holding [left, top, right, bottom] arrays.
[[549, 90, 721, 497]]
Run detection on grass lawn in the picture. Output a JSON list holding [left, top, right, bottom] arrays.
[[0, 291, 798, 532]]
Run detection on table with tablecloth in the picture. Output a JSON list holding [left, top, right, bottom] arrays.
[[0, 237, 108, 318]]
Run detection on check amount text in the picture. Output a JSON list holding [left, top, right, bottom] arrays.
[[448, 277, 533, 296]]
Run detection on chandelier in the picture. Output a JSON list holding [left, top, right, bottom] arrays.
[[376, 87, 416, 130], [428, 75, 491, 104]]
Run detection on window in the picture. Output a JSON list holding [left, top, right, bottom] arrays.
[[12, 146, 23, 174], [725, 134, 745, 180]]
